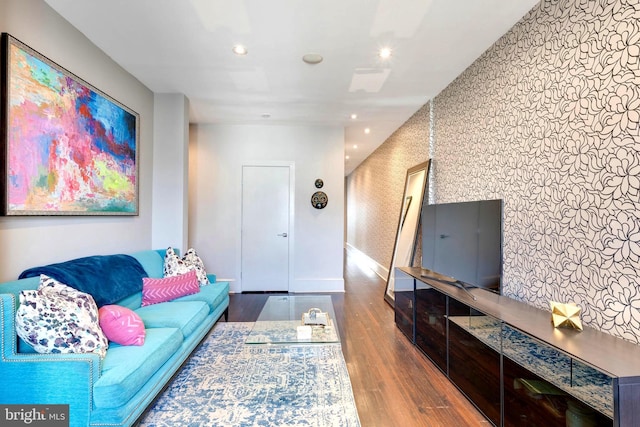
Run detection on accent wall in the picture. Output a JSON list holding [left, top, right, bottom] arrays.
[[346, 105, 430, 278], [347, 0, 640, 344]]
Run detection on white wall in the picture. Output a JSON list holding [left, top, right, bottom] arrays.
[[152, 94, 189, 252], [189, 124, 345, 293], [0, 0, 154, 280]]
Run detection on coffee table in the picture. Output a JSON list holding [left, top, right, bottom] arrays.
[[246, 295, 340, 344]]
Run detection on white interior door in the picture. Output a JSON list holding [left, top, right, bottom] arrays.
[[241, 165, 290, 291]]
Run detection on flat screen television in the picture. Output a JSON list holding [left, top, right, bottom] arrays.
[[421, 199, 503, 294]]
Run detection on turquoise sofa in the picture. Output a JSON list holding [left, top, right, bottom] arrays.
[[0, 249, 229, 427]]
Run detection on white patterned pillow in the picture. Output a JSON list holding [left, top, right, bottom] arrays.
[[163, 247, 210, 286], [182, 248, 210, 285], [163, 247, 192, 277], [15, 275, 109, 358]]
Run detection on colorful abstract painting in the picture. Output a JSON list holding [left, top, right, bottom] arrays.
[[1, 34, 139, 215]]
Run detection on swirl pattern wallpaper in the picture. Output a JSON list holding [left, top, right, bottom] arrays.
[[347, 0, 640, 343], [346, 105, 430, 270], [434, 0, 640, 343]]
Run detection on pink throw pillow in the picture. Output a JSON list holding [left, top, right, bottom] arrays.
[[98, 305, 145, 346], [141, 269, 200, 307]]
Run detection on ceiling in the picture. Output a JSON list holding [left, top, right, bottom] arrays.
[[44, 0, 538, 175]]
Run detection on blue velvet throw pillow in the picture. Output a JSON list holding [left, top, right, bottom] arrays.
[[19, 254, 148, 307]]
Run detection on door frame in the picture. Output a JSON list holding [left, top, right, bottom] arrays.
[[238, 161, 295, 292]]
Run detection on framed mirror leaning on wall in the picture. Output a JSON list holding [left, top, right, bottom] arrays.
[[385, 160, 431, 305]]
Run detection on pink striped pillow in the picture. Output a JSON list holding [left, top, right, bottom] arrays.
[[98, 305, 145, 346], [141, 269, 200, 307]]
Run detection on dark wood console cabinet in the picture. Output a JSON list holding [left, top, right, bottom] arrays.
[[395, 267, 640, 427]]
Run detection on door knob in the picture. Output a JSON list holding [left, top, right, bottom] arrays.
[[277, 233, 288, 237]]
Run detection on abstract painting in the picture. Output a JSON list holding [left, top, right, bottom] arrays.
[[1, 34, 139, 215]]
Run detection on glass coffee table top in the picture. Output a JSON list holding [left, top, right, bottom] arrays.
[[246, 295, 340, 344]]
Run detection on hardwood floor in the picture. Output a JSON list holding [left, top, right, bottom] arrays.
[[228, 250, 490, 427]]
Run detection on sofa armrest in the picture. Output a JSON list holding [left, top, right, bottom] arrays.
[[1, 294, 101, 427]]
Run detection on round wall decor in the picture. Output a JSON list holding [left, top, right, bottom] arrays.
[[311, 191, 328, 209], [315, 179, 324, 188]]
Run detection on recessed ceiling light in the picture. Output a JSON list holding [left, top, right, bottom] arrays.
[[345, 155, 350, 160], [353, 145, 358, 149], [364, 128, 371, 134], [233, 45, 248, 55], [302, 53, 323, 65], [350, 114, 358, 120], [379, 47, 392, 59]]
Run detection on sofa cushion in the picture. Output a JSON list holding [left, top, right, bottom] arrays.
[[94, 327, 183, 409], [130, 250, 165, 279], [173, 281, 229, 314], [98, 305, 146, 346], [135, 301, 209, 338], [3, 277, 45, 353], [17, 338, 37, 353], [15, 275, 108, 358], [112, 292, 143, 311], [141, 270, 200, 307]]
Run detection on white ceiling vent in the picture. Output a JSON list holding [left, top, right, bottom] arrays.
[[348, 69, 391, 93]]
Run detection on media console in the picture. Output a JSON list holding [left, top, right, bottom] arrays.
[[395, 267, 640, 427]]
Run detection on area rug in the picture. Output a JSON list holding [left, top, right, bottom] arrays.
[[138, 322, 361, 427]]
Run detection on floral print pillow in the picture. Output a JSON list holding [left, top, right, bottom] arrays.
[[15, 275, 109, 358], [163, 247, 210, 286], [182, 248, 210, 285]]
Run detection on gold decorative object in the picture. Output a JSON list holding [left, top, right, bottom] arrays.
[[550, 301, 583, 331]]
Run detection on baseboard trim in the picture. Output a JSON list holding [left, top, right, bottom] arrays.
[[218, 279, 241, 294], [226, 278, 345, 293], [345, 243, 388, 282], [289, 278, 345, 293]]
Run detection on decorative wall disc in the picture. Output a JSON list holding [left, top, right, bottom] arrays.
[[311, 191, 328, 209], [315, 179, 324, 188]]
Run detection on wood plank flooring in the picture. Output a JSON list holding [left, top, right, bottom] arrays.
[[228, 250, 491, 427]]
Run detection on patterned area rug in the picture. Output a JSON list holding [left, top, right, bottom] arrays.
[[139, 322, 361, 426]]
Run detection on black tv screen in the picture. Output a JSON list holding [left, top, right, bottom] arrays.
[[421, 199, 503, 293]]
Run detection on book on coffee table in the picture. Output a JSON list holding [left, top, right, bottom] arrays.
[[303, 308, 329, 326]]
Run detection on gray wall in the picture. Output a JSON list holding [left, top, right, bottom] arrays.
[[0, 0, 155, 280], [189, 124, 346, 293], [152, 94, 190, 251], [347, 0, 640, 344]]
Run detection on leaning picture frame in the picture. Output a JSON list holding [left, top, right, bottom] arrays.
[[385, 160, 431, 306], [1, 33, 140, 216]]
